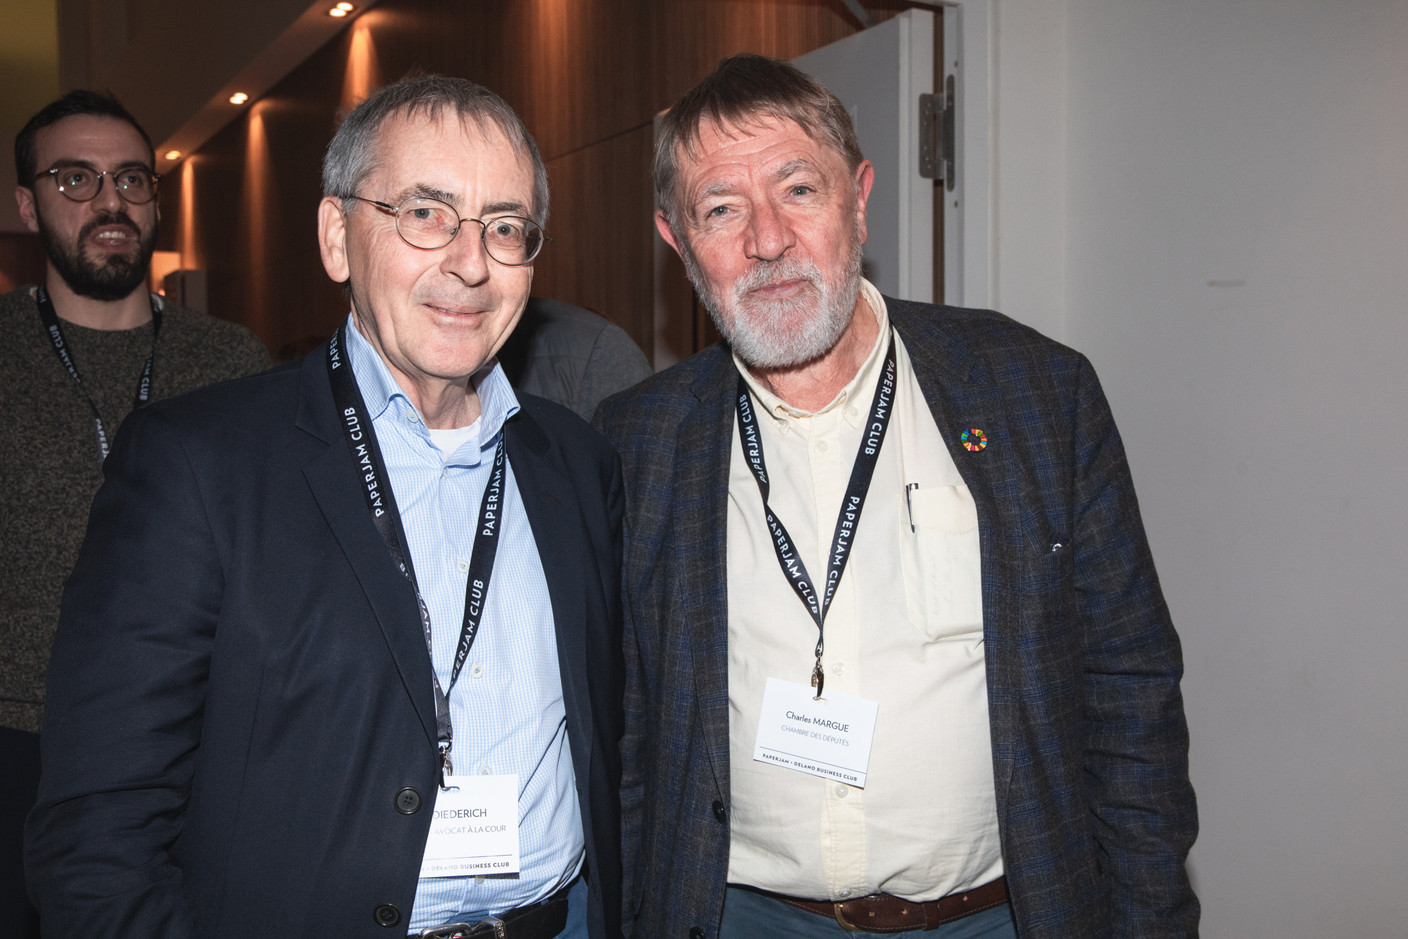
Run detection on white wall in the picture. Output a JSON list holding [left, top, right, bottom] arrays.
[[986, 1, 1408, 934]]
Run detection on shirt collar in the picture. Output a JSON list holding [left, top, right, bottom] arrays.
[[342, 312, 521, 443], [734, 278, 892, 423]]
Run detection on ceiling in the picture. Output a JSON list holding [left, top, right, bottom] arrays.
[[1, 0, 370, 232]]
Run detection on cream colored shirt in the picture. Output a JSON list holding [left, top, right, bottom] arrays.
[[725, 280, 1003, 902]]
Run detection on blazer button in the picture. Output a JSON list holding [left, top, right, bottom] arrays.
[[689, 928, 706, 939], [372, 903, 401, 927], [394, 787, 422, 815], [711, 800, 727, 823]]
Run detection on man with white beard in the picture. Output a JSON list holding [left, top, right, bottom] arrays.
[[596, 53, 1197, 939]]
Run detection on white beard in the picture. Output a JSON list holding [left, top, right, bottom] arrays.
[[682, 236, 864, 371]]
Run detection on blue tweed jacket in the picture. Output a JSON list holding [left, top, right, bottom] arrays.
[[594, 297, 1198, 938]]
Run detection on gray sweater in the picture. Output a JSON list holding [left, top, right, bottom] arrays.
[[0, 287, 270, 732]]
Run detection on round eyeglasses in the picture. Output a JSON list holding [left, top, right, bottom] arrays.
[[34, 165, 161, 204], [345, 195, 545, 266]]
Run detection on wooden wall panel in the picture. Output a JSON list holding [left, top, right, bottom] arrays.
[[533, 124, 655, 354], [650, 1, 869, 111]]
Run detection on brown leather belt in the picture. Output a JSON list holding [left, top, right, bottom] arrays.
[[770, 876, 1008, 933]]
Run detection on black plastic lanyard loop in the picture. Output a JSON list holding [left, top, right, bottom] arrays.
[[36, 285, 161, 463], [327, 325, 505, 786], [734, 333, 897, 699]]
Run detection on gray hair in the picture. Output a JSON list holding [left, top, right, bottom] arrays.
[[322, 74, 549, 226], [653, 53, 864, 228]]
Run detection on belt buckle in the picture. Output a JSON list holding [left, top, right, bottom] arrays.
[[832, 902, 865, 933], [418, 916, 506, 939]]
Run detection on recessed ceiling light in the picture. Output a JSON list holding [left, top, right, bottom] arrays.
[[229, 92, 249, 105], [164, 150, 182, 161], [337, 2, 354, 9], [329, 7, 347, 16]]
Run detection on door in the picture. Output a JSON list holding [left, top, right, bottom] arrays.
[[793, 8, 938, 304]]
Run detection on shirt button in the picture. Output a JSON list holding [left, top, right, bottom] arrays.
[[834, 784, 849, 799], [845, 406, 859, 420], [457, 558, 469, 572], [479, 765, 492, 775], [476, 875, 486, 885], [837, 888, 853, 899], [816, 440, 829, 453], [470, 663, 484, 679], [831, 661, 846, 675]]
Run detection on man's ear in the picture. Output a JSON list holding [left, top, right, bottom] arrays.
[[853, 160, 875, 247], [317, 196, 351, 283], [655, 210, 684, 259], [15, 186, 39, 234]]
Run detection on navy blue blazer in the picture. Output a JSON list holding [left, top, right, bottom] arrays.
[[27, 348, 625, 938], [595, 298, 1197, 938]]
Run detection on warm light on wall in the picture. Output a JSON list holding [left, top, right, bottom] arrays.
[[229, 92, 249, 105], [164, 149, 182, 161], [342, 15, 382, 109], [149, 251, 181, 294], [180, 159, 199, 271], [244, 108, 273, 336]]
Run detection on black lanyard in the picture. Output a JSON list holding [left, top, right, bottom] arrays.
[[735, 333, 897, 699], [37, 285, 162, 463], [327, 324, 506, 786]]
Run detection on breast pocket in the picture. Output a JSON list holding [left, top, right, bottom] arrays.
[[898, 484, 984, 641]]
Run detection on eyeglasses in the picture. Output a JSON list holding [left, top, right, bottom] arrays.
[[34, 165, 162, 204], [345, 195, 545, 266]]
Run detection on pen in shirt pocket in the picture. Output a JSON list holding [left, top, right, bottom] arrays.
[[905, 482, 919, 532]]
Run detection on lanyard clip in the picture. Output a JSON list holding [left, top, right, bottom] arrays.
[[810, 662, 825, 700], [438, 743, 453, 790]]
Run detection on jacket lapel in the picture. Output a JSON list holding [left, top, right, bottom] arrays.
[[295, 349, 439, 749], [675, 354, 737, 801], [503, 411, 595, 763], [891, 301, 1021, 807]]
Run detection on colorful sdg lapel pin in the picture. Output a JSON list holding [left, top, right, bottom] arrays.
[[960, 428, 988, 452]]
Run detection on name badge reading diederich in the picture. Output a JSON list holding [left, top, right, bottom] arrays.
[[753, 677, 878, 787], [420, 773, 521, 878]]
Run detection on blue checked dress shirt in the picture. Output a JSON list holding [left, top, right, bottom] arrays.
[[343, 317, 584, 931]]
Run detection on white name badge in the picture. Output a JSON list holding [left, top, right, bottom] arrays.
[[419, 773, 520, 878], [753, 677, 879, 787]]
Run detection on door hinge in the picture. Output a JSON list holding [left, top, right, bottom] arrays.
[[919, 73, 956, 190]]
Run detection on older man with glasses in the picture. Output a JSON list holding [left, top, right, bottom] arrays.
[[1, 90, 269, 938], [25, 76, 624, 939]]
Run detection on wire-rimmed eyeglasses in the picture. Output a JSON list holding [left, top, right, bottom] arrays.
[[345, 195, 545, 266], [33, 165, 162, 205]]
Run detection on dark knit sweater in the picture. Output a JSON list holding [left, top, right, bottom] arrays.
[[0, 287, 271, 732]]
